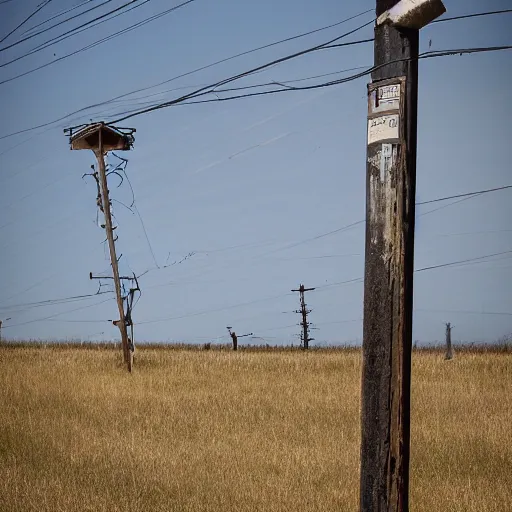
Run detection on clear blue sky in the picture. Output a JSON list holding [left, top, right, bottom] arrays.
[[0, 0, 510, 346]]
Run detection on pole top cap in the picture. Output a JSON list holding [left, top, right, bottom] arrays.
[[377, 0, 446, 29]]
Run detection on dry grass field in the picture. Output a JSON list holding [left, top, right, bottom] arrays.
[[0, 345, 510, 512]]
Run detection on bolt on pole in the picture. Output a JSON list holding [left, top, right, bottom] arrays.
[[360, 1, 446, 511]]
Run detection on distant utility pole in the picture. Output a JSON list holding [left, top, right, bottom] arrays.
[[291, 284, 315, 349], [360, 2, 445, 512], [226, 327, 253, 351], [445, 322, 453, 360], [65, 123, 136, 372], [0, 318, 11, 343]]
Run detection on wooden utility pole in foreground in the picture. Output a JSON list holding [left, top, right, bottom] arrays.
[[291, 284, 315, 349], [360, 1, 445, 511], [445, 322, 453, 360], [65, 123, 136, 372]]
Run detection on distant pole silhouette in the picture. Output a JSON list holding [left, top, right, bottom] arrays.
[[291, 284, 315, 349], [445, 322, 453, 360]]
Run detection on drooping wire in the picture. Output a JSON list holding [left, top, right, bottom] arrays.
[[104, 19, 376, 125], [175, 46, 512, 109], [0, 8, 374, 140], [110, 153, 160, 269]]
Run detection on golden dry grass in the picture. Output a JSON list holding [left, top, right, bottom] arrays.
[[0, 347, 510, 511]]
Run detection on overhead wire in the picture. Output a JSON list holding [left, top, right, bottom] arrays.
[[417, 184, 512, 205], [135, 247, 512, 326], [19, 0, 100, 37], [82, 63, 373, 120], [0, 291, 113, 311], [1, 295, 113, 329], [109, 153, 160, 269], [431, 8, 512, 24], [0, 0, 117, 52], [0, 0, 196, 87], [415, 308, 512, 316], [0, 0, 52, 45], [261, 183, 512, 255], [415, 250, 512, 273], [8, 7, 507, 138], [104, 18, 377, 124], [137, 292, 295, 325], [176, 46, 512, 109], [0, 0, 152, 68], [0, 8, 374, 140]]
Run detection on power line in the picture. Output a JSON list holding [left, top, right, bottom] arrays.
[[0, 0, 116, 52], [75, 8, 512, 126], [419, 193, 484, 217], [137, 292, 294, 325], [109, 152, 160, 269], [313, 250, 512, 292], [0, 0, 152, 69], [0, 0, 196, 87], [87, 63, 372, 118], [1, 296, 113, 329], [79, 11, 373, 112], [6, 249, 510, 331], [436, 229, 512, 238], [177, 46, 512, 109], [0, 0, 52, 45], [261, 182, 512, 255], [104, 19, 376, 124], [417, 184, 512, 205], [415, 250, 512, 273], [415, 308, 512, 316], [432, 8, 512, 24], [0, 8, 374, 140], [19, 0, 100, 37], [0, 291, 113, 312]]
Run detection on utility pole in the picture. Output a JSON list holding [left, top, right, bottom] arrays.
[[95, 136, 131, 368], [227, 327, 253, 351], [360, 2, 445, 512], [291, 284, 315, 349], [445, 322, 453, 360], [0, 318, 11, 343], [65, 123, 136, 372]]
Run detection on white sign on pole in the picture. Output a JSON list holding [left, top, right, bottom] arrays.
[[367, 114, 399, 144]]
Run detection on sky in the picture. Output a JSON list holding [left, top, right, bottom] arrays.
[[0, 0, 510, 346]]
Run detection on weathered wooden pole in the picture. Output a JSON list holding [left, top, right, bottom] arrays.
[[66, 123, 136, 372], [95, 130, 131, 368], [360, 1, 446, 511], [445, 322, 453, 360]]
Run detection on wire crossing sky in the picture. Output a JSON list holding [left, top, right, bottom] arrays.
[[0, 0, 511, 345]]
